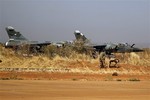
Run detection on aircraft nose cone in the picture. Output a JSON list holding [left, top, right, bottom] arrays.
[[133, 48, 144, 52]]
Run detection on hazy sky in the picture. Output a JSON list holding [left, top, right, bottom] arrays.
[[0, 0, 150, 44]]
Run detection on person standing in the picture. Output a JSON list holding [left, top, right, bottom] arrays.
[[99, 51, 106, 68]]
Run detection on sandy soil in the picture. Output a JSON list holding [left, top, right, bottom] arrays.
[[0, 80, 150, 100], [0, 71, 150, 81]]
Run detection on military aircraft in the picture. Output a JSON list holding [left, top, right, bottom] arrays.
[[74, 30, 143, 54], [5, 26, 51, 52]]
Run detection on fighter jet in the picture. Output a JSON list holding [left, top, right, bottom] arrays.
[[74, 30, 143, 54], [5, 26, 51, 52]]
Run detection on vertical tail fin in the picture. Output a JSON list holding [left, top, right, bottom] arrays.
[[74, 30, 87, 42], [5, 26, 28, 40]]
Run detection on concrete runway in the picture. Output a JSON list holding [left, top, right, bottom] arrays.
[[0, 80, 150, 100]]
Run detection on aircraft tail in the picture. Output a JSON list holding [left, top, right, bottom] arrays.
[[74, 30, 87, 42], [5, 26, 28, 40]]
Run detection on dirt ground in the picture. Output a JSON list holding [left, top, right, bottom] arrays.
[[0, 57, 150, 100], [0, 71, 150, 81], [0, 80, 150, 100]]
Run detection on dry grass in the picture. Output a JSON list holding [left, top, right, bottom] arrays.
[[116, 48, 150, 67], [0, 44, 150, 75], [0, 44, 97, 68]]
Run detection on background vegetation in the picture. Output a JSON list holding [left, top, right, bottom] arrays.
[[0, 43, 149, 70]]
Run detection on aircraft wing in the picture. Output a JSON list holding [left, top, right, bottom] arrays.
[[35, 42, 51, 46], [92, 45, 106, 51]]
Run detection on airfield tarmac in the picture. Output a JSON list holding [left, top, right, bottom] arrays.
[[0, 80, 150, 100]]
